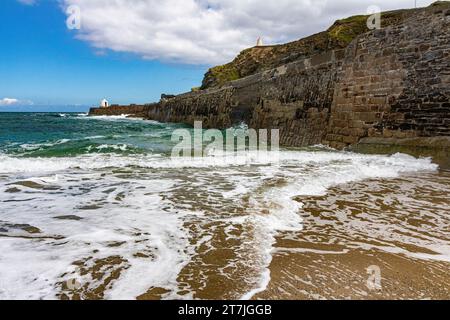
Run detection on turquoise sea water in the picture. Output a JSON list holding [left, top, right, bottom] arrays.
[[0, 112, 446, 300], [0, 113, 187, 158]]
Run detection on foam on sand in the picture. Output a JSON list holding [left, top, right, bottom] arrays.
[[0, 149, 441, 299]]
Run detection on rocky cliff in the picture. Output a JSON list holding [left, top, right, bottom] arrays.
[[89, 104, 152, 117], [89, 2, 450, 165]]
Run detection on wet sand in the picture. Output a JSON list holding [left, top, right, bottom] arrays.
[[54, 170, 450, 300], [255, 171, 450, 300], [2, 151, 448, 300]]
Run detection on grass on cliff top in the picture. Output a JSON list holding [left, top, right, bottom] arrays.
[[327, 15, 369, 45], [204, 63, 241, 88]]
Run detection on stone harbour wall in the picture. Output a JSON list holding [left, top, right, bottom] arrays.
[[143, 49, 344, 147], [325, 4, 450, 149], [149, 88, 236, 129], [89, 104, 151, 118]]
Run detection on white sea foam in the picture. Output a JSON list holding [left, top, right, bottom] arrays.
[[82, 115, 163, 124], [0, 150, 437, 174], [19, 139, 72, 151], [0, 175, 190, 300], [85, 114, 132, 120], [0, 149, 441, 300], [95, 144, 129, 151]]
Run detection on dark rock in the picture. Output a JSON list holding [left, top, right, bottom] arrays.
[[53, 215, 83, 221], [160, 94, 176, 101]]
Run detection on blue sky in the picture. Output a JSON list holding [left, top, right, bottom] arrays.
[[0, 0, 436, 112], [0, 0, 206, 111]]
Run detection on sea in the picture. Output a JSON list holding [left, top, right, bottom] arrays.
[[0, 112, 448, 299]]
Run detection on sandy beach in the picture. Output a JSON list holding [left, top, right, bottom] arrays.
[[256, 171, 450, 299]]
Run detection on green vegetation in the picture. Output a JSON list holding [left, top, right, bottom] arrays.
[[204, 64, 240, 88], [327, 15, 369, 45]]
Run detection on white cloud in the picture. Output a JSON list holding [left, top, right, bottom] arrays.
[[0, 98, 19, 106], [0, 98, 33, 106], [63, 0, 437, 65]]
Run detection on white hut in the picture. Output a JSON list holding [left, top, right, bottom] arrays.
[[100, 99, 109, 108]]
